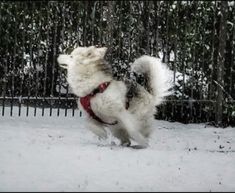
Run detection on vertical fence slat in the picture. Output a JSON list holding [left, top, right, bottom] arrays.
[[216, 1, 228, 126], [18, 2, 25, 117], [0, 2, 5, 116], [42, 2, 49, 117], [34, 2, 40, 117], [208, 1, 216, 123], [200, 2, 206, 122], [4, 3, 10, 117]]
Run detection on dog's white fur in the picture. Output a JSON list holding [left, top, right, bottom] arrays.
[[57, 46, 173, 147]]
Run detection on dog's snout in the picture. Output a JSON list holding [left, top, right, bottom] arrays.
[[57, 54, 73, 69], [59, 63, 68, 69]]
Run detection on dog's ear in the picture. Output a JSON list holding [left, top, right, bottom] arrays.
[[98, 47, 107, 58]]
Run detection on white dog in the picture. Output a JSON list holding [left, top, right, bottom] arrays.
[[57, 46, 172, 147]]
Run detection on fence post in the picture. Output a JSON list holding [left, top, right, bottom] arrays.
[[216, 1, 228, 126]]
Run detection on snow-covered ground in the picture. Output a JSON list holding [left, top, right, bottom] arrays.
[[0, 107, 235, 192]]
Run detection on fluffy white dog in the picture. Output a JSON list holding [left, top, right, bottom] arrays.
[[57, 46, 172, 147]]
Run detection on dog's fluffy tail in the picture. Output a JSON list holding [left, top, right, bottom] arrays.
[[131, 55, 173, 106]]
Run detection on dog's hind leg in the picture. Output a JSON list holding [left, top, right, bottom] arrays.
[[116, 110, 148, 147], [139, 118, 154, 139]]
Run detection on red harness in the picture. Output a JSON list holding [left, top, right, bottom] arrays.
[[80, 82, 118, 125]]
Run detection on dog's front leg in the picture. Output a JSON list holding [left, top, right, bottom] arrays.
[[116, 110, 148, 147], [87, 117, 107, 140], [78, 100, 107, 139]]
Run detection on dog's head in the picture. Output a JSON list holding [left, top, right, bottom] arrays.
[[57, 46, 107, 69]]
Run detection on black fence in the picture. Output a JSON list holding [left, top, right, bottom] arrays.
[[0, 1, 235, 126]]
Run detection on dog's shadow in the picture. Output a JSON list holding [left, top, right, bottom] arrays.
[[86, 141, 147, 150]]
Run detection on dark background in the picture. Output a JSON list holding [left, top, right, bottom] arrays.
[[0, 1, 234, 126]]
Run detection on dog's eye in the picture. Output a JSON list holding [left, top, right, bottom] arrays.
[[87, 52, 92, 57]]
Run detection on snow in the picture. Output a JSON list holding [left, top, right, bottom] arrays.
[[0, 107, 235, 192]]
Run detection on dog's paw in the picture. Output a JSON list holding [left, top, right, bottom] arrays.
[[121, 141, 131, 147], [130, 145, 148, 149], [129, 131, 148, 148]]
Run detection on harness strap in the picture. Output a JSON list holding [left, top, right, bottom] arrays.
[[80, 82, 118, 125]]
